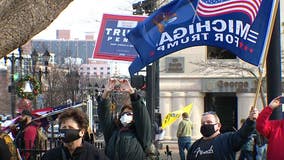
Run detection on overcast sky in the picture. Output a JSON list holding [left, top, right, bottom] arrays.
[[33, 0, 137, 40], [34, 0, 284, 40], [32, 0, 284, 76]]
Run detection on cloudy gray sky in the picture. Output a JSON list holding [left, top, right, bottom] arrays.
[[34, 0, 284, 40], [32, 0, 284, 76], [33, 0, 137, 40]]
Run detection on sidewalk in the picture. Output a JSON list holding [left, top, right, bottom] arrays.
[[157, 140, 180, 160]]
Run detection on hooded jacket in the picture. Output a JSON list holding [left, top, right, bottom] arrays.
[[256, 106, 284, 160]]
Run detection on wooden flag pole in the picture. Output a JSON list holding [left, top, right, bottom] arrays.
[[252, 0, 279, 109]]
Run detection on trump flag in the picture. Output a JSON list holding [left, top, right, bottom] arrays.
[[127, 0, 279, 75], [161, 103, 193, 129]]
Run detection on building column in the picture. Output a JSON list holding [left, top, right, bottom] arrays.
[[237, 93, 264, 128], [169, 92, 186, 139], [186, 92, 204, 140], [159, 91, 172, 139]]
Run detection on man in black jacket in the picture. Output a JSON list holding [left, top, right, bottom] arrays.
[[187, 108, 258, 160]]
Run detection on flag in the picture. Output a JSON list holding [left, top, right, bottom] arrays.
[[161, 103, 193, 129], [32, 107, 53, 116], [196, 0, 262, 23], [127, 0, 278, 76]]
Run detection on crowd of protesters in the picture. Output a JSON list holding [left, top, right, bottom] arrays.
[[1, 78, 284, 160]]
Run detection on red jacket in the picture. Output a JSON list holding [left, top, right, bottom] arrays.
[[23, 124, 37, 160], [256, 107, 284, 160]]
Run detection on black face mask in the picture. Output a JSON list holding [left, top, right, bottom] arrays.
[[59, 129, 81, 143], [200, 124, 216, 137]]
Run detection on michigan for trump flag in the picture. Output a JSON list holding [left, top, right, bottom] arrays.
[[127, 0, 279, 75]]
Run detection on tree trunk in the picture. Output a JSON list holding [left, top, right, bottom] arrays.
[[0, 0, 73, 57]]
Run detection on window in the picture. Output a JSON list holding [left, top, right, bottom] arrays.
[[165, 57, 184, 73], [207, 46, 236, 59], [87, 67, 90, 70], [100, 67, 104, 70], [94, 67, 97, 70]]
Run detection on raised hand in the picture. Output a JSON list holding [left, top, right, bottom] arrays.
[[119, 79, 135, 94], [269, 96, 282, 110], [102, 78, 118, 98], [248, 107, 259, 121]]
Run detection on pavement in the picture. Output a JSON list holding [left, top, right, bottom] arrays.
[[157, 141, 180, 160]]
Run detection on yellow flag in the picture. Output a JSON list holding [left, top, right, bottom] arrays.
[[161, 103, 193, 129]]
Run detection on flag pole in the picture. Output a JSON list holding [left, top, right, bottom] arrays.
[[252, 0, 279, 109]]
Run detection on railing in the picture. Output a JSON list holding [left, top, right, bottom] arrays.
[[18, 139, 105, 160]]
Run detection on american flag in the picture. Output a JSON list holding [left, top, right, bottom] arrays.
[[196, 0, 262, 23]]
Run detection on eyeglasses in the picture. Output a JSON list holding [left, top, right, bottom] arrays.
[[121, 112, 133, 116]]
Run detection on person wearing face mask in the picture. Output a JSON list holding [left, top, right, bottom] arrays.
[[97, 78, 152, 160], [41, 108, 108, 160], [187, 107, 258, 160]]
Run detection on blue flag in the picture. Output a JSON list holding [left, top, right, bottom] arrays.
[[127, 0, 278, 76]]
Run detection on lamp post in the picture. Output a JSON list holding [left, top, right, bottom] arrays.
[[66, 71, 80, 105], [31, 49, 50, 82], [4, 47, 23, 118], [30, 49, 50, 109]]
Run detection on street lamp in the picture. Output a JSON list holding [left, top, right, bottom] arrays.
[[30, 49, 50, 109], [4, 47, 23, 118], [66, 71, 80, 105], [30, 49, 50, 84]]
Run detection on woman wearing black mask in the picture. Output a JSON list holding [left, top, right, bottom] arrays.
[[41, 108, 108, 160], [187, 108, 258, 160]]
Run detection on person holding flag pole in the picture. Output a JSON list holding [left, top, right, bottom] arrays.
[[187, 107, 258, 159]]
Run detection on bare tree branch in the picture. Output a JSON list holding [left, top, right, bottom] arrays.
[[0, 0, 73, 57], [189, 60, 267, 107]]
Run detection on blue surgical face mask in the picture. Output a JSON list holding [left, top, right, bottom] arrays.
[[59, 129, 81, 143]]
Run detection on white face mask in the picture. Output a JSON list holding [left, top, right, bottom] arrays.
[[120, 113, 133, 127]]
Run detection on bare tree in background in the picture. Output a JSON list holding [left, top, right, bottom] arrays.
[[189, 60, 267, 107]]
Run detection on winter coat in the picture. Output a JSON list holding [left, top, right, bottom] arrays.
[[97, 93, 152, 160], [256, 106, 284, 160], [41, 141, 108, 160], [188, 118, 255, 160]]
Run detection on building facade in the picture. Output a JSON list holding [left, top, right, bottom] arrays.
[[159, 46, 269, 140], [153, 0, 284, 141]]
